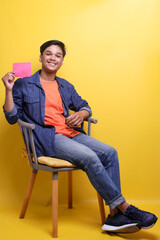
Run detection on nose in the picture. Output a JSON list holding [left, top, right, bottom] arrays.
[[50, 54, 56, 61]]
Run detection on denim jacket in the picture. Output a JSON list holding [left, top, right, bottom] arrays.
[[4, 70, 92, 157]]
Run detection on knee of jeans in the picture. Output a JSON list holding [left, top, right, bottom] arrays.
[[103, 147, 119, 166], [80, 150, 102, 171]]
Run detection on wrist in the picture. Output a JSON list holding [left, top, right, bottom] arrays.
[[80, 110, 89, 119], [5, 88, 13, 94]]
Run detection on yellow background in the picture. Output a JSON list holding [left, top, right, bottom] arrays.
[[0, 0, 160, 239]]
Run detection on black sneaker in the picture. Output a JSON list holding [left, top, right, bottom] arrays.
[[101, 212, 141, 233], [124, 205, 158, 229]]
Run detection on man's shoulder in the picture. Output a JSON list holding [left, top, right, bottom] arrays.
[[56, 76, 74, 88]]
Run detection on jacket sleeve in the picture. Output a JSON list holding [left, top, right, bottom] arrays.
[[69, 85, 92, 117], [3, 78, 23, 124]]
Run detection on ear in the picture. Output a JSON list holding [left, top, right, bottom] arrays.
[[39, 55, 42, 63]]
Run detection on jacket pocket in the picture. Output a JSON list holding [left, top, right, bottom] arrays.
[[24, 96, 39, 103], [23, 96, 40, 118]]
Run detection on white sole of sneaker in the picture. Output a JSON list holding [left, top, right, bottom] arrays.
[[102, 223, 140, 233], [142, 223, 155, 229]]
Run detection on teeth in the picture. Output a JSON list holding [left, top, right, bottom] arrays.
[[48, 62, 56, 65]]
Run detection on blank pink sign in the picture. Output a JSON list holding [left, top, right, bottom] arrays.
[[13, 62, 31, 78]]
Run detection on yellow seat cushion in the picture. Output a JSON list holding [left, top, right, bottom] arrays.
[[22, 149, 75, 168], [37, 156, 76, 168]]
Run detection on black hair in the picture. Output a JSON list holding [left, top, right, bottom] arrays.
[[40, 40, 66, 57]]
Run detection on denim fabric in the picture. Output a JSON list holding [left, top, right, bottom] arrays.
[[54, 133, 126, 209], [3, 70, 92, 157]]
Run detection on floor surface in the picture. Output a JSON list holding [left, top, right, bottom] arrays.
[[0, 200, 159, 240]]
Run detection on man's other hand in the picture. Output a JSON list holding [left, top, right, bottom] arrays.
[[66, 110, 89, 127]]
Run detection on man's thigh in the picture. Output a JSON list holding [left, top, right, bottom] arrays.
[[72, 133, 116, 160], [54, 133, 100, 167]]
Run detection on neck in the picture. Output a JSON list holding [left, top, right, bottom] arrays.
[[40, 69, 56, 81]]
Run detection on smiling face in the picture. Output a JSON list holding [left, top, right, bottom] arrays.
[[39, 45, 64, 74]]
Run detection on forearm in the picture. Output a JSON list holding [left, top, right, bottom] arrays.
[[4, 89, 14, 112]]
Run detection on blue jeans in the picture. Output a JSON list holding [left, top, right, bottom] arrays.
[[54, 133, 126, 210]]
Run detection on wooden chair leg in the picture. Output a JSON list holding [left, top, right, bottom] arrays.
[[97, 193, 106, 224], [52, 172, 58, 238], [68, 171, 72, 209], [19, 169, 38, 219]]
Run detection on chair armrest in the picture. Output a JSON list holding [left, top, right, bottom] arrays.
[[83, 117, 98, 136], [85, 117, 98, 124], [18, 119, 35, 129], [18, 118, 97, 125]]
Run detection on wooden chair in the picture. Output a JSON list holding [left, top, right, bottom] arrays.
[[18, 118, 106, 238]]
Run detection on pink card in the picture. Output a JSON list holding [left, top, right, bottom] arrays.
[[13, 62, 31, 78]]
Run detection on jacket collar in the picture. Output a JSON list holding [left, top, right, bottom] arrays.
[[28, 70, 64, 88]]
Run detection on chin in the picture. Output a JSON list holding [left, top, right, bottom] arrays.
[[45, 68, 57, 73]]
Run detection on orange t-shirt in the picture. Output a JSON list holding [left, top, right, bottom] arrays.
[[41, 80, 80, 137]]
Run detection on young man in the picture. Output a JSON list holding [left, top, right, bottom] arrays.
[[2, 40, 158, 234]]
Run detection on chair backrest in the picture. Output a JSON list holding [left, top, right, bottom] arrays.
[[18, 118, 97, 170]]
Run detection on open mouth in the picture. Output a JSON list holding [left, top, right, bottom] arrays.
[[48, 62, 56, 66]]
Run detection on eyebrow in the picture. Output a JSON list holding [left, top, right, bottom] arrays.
[[45, 50, 62, 55]]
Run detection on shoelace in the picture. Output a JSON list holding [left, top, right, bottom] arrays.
[[125, 205, 145, 221]]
